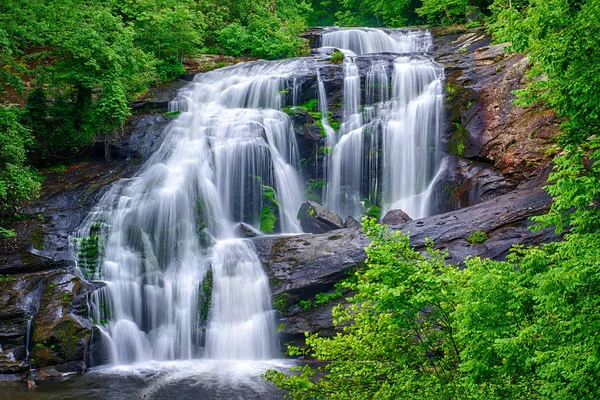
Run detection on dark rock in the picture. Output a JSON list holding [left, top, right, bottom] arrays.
[[234, 223, 262, 238], [297, 201, 345, 234], [344, 216, 362, 229], [259, 175, 557, 341], [280, 299, 346, 348], [254, 228, 369, 299], [433, 28, 559, 180], [381, 209, 412, 225]]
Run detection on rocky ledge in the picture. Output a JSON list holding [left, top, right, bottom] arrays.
[[255, 170, 556, 348]]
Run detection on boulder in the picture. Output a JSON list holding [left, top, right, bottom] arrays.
[[234, 223, 262, 238], [344, 216, 362, 229], [297, 201, 344, 234], [381, 209, 412, 225]]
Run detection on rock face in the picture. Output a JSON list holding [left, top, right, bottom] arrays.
[[344, 216, 362, 229], [297, 201, 345, 233], [433, 26, 559, 202], [0, 269, 101, 376], [256, 172, 557, 347], [381, 209, 412, 225]]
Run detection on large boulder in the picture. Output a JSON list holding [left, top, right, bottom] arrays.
[[297, 201, 344, 234], [344, 216, 362, 229], [381, 209, 412, 225]]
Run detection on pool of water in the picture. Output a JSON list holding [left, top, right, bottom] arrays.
[[0, 360, 292, 400]]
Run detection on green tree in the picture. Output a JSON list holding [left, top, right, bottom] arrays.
[[266, 218, 463, 399], [0, 106, 40, 216]]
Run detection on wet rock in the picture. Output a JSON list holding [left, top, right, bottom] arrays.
[[255, 228, 369, 300], [344, 216, 362, 229], [297, 201, 345, 234], [280, 299, 346, 348], [234, 223, 262, 238], [381, 209, 412, 225], [30, 273, 95, 369], [131, 79, 189, 112]]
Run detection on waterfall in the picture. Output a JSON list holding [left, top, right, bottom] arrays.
[[321, 28, 444, 219], [321, 28, 434, 55], [81, 60, 308, 364], [77, 27, 445, 367]]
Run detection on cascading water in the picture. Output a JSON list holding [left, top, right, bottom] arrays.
[[320, 28, 444, 219], [77, 27, 445, 371], [80, 60, 309, 364]]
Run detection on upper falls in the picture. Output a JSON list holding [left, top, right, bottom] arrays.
[[77, 27, 445, 364]]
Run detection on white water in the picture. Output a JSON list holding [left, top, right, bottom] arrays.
[[81, 60, 309, 364], [77, 27, 445, 369], [321, 28, 444, 219], [321, 27, 433, 55]]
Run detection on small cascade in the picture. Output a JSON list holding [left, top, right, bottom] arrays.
[[205, 239, 276, 359], [321, 28, 433, 55], [25, 317, 32, 360], [316, 69, 336, 199], [325, 53, 365, 218], [321, 28, 444, 220]]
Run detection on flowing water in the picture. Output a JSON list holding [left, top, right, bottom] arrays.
[[321, 27, 444, 219], [56, 26, 445, 398]]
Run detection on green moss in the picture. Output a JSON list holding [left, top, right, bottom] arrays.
[[31, 227, 45, 250], [315, 120, 327, 137], [308, 111, 322, 119], [199, 268, 213, 323], [466, 230, 488, 244], [0, 274, 16, 283], [55, 320, 81, 360], [300, 99, 318, 111], [0, 227, 16, 238], [260, 206, 276, 233], [448, 122, 467, 156], [163, 110, 181, 119], [320, 146, 332, 155], [272, 292, 289, 311]]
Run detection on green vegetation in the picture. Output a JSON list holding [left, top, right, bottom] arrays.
[[299, 275, 356, 310], [267, 219, 600, 399], [199, 268, 213, 324], [466, 229, 488, 244], [260, 185, 279, 233], [0, 274, 16, 283], [330, 50, 344, 64], [76, 222, 102, 278]]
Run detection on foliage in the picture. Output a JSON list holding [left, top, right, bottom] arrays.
[[0, 106, 40, 216], [329, 50, 344, 64], [466, 229, 488, 244], [267, 218, 463, 399], [267, 219, 600, 399], [310, 0, 424, 27], [485, 0, 600, 236], [260, 185, 280, 233], [299, 275, 356, 309]]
